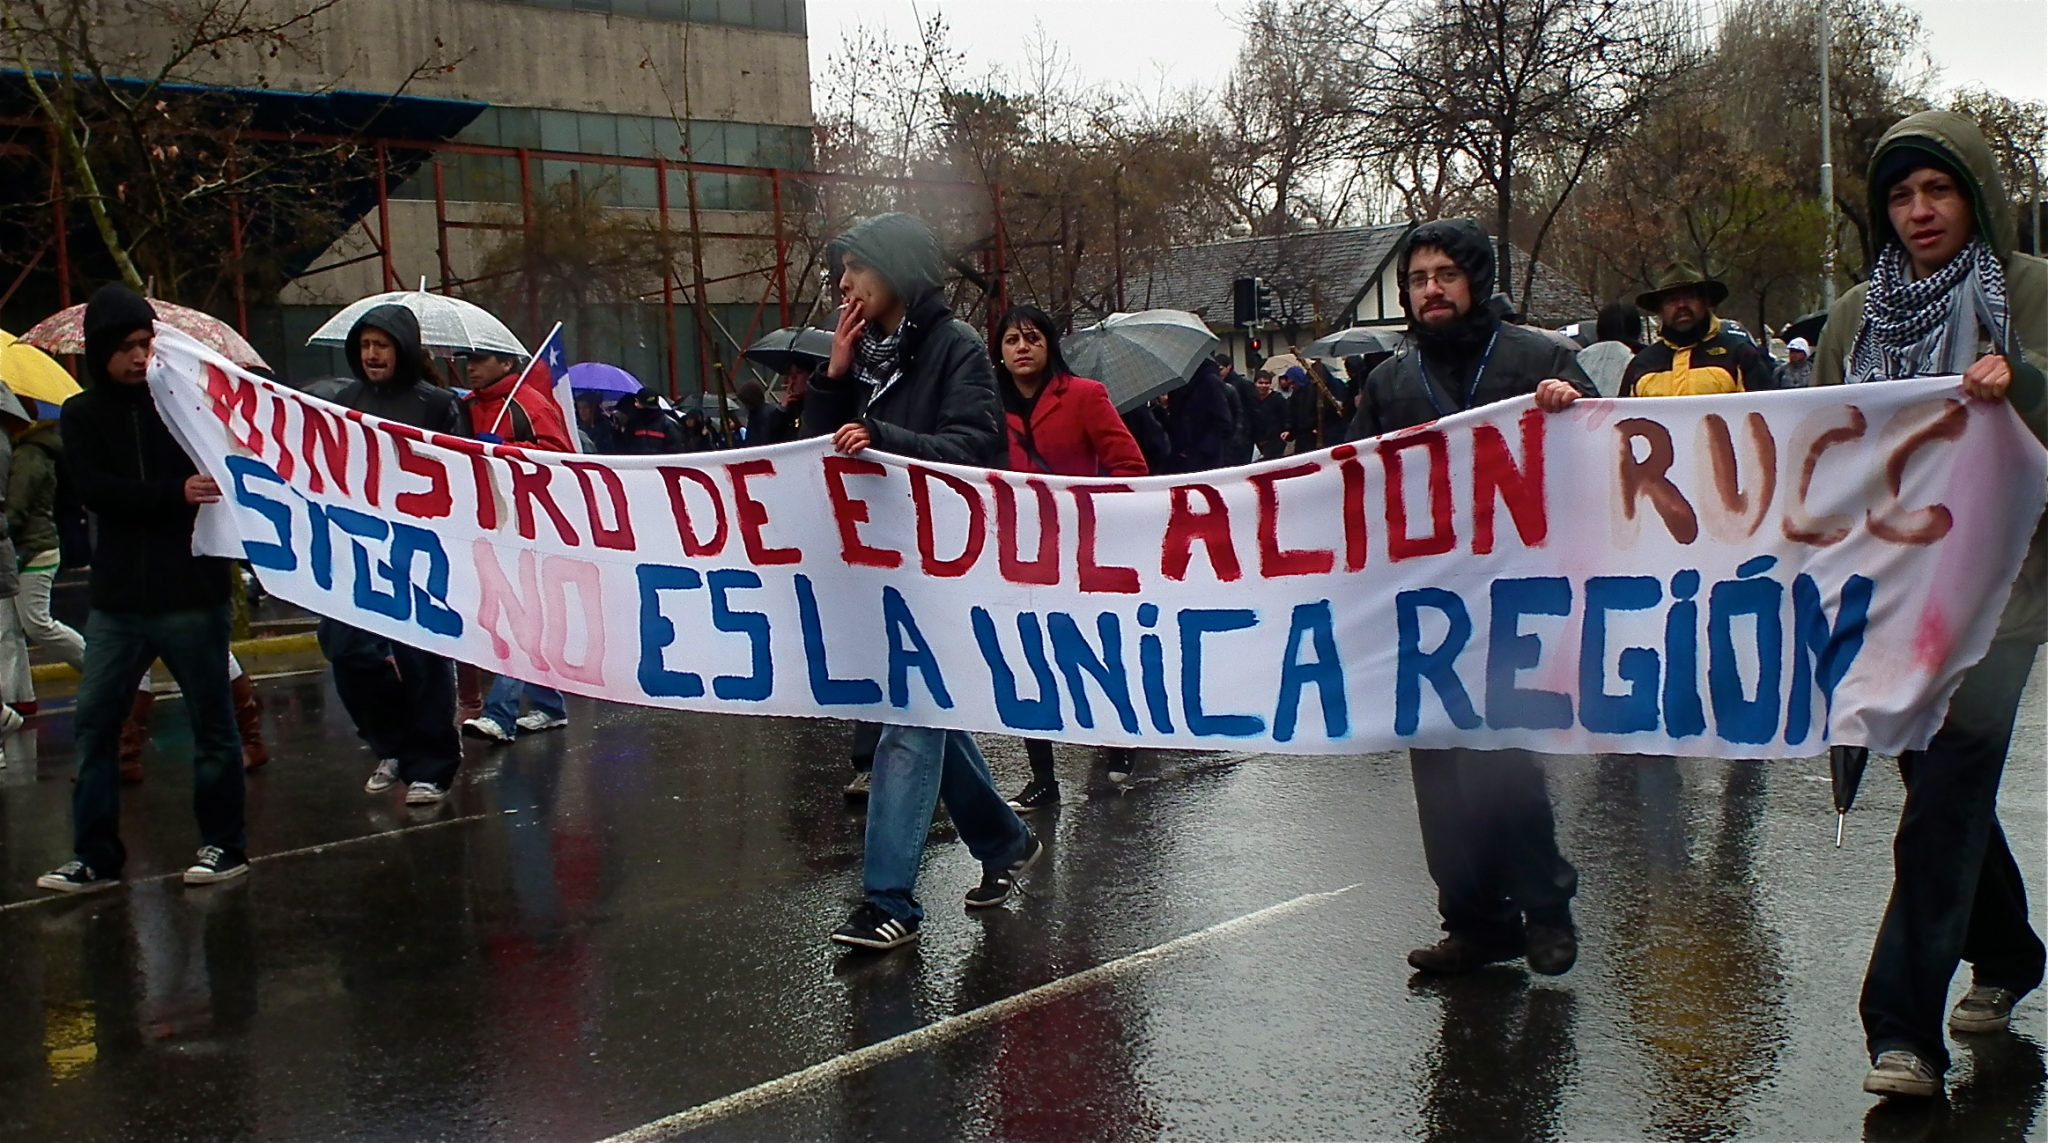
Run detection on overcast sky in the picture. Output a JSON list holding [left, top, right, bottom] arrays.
[[807, 0, 2048, 107]]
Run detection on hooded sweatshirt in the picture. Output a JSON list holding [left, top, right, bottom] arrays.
[[803, 213, 1003, 467], [1814, 110, 2048, 646], [8, 421, 65, 559], [1349, 219, 1594, 440], [331, 305, 471, 436], [59, 284, 232, 613]]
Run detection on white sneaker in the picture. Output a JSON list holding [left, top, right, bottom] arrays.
[[404, 781, 447, 806], [0, 706, 23, 736], [364, 758, 400, 793], [1863, 1050, 1940, 1099], [461, 717, 513, 743], [514, 711, 568, 734]]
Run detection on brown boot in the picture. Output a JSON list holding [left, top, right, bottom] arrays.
[[457, 663, 483, 722], [233, 673, 269, 772], [119, 689, 152, 784]]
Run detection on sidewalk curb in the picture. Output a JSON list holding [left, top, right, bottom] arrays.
[[29, 632, 322, 687]]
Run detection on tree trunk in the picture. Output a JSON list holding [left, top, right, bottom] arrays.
[[1495, 135, 1515, 308]]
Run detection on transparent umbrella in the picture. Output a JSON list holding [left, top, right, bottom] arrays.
[[1064, 309, 1219, 413], [307, 287, 528, 358]]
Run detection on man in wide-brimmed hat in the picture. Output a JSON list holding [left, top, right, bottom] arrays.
[[1620, 261, 1774, 397]]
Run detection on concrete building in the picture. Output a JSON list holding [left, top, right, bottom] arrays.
[[5, 0, 816, 392]]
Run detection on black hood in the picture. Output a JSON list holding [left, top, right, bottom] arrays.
[[344, 304, 427, 387], [1397, 219, 1503, 349], [82, 284, 157, 388], [827, 213, 945, 314]]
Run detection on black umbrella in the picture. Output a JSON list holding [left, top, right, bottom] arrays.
[[1782, 309, 1829, 347], [1831, 744, 1871, 847], [743, 327, 833, 373], [1303, 327, 1403, 357]]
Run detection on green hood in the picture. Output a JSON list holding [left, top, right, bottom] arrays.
[[827, 213, 944, 308], [1864, 109, 2014, 264], [16, 421, 63, 458]]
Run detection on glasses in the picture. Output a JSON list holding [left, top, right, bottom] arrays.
[[1405, 268, 1465, 291]]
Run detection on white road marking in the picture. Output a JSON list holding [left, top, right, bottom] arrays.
[[0, 812, 487, 913], [593, 881, 1364, 1143]]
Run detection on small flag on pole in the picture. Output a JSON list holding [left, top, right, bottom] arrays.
[[533, 326, 583, 454]]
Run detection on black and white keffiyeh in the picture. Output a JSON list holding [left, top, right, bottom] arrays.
[[854, 322, 906, 401], [1847, 237, 2011, 384]]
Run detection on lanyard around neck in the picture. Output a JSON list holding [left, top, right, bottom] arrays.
[[1420, 326, 1500, 417]]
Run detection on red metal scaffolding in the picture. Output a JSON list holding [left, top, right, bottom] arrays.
[[0, 114, 1009, 404]]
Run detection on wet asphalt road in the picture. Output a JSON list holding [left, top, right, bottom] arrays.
[[0, 656, 2042, 1142]]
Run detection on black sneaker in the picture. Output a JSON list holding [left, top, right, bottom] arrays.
[[1407, 931, 1526, 975], [36, 860, 119, 895], [965, 830, 1045, 908], [1525, 922, 1578, 976], [1105, 750, 1134, 785], [183, 846, 250, 886], [830, 903, 920, 950], [843, 770, 871, 801], [1006, 778, 1060, 813]]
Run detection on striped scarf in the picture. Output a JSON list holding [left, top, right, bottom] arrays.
[[1847, 238, 2010, 384]]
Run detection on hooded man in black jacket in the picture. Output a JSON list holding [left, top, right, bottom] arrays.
[[36, 285, 248, 893], [1347, 219, 1594, 978], [317, 304, 471, 806], [806, 212, 1041, 952]]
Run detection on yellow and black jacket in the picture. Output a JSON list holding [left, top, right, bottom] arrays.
[[1619, 317, 1771, 397]]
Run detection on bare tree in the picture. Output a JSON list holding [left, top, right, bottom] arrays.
[[2, 0, 459, 308], [1209, 0, 1377, 236], [1358, 0, 1698, 304], [1948, 86, 2047, 254]]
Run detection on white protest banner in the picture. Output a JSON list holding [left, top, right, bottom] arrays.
[[149, 327, 2046, 758]]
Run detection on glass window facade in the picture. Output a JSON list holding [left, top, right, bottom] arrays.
[[390, 107, 812, 210], [483, 0, 806, 35]]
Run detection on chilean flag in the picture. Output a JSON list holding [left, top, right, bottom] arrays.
[[530, 325, 582, 454]]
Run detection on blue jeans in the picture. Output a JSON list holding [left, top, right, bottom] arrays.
[[863, 725, 1031, 924], [481, 675, 566, 735], [73, 605, 244, 875]]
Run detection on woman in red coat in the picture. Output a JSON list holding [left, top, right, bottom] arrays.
[[994, 306, 1147, 811]]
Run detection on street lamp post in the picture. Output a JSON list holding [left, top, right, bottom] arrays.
[[1819, 0, 1837, 308]]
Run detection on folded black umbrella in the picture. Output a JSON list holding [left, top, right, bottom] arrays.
[[743, 327, 833, 373], [1830, 744, 1871, 847], [1783, 309, 1829, 348]]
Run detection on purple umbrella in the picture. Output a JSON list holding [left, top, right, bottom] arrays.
[[565, 362, 641, 395]]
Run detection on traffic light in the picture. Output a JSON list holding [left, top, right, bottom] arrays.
[[1256, 279, 1276, 323], [1232, 277, 1258, 326]]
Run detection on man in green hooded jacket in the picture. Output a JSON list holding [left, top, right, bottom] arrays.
[[1814, 109, 2048, 1101]]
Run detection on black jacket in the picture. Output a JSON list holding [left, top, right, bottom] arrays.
[[1289, 369, 1353, 451], [1350, 306, 1595, 438], [330, 305, 471, 435], [1348, 219, 1595, 438], [61, 285, 233, 614], [1254, 392, 1290, 457], [1164, 360, 1233, 473], [747, 401, 795, 447], [805, 214, 1003, 466]]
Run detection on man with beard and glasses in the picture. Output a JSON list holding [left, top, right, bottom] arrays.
[[1349, 219, 1595, 977], [1620, 263, 1775, 397]]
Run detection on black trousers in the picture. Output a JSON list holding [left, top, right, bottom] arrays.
[[1861, 638, 2044, 1073], [1411, 748, 1578, 939], [317, 619, 461, 788]]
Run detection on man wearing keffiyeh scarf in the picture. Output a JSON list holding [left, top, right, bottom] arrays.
[[803, 213, 1038, 955], [1814, 110, 2048, 1104]]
